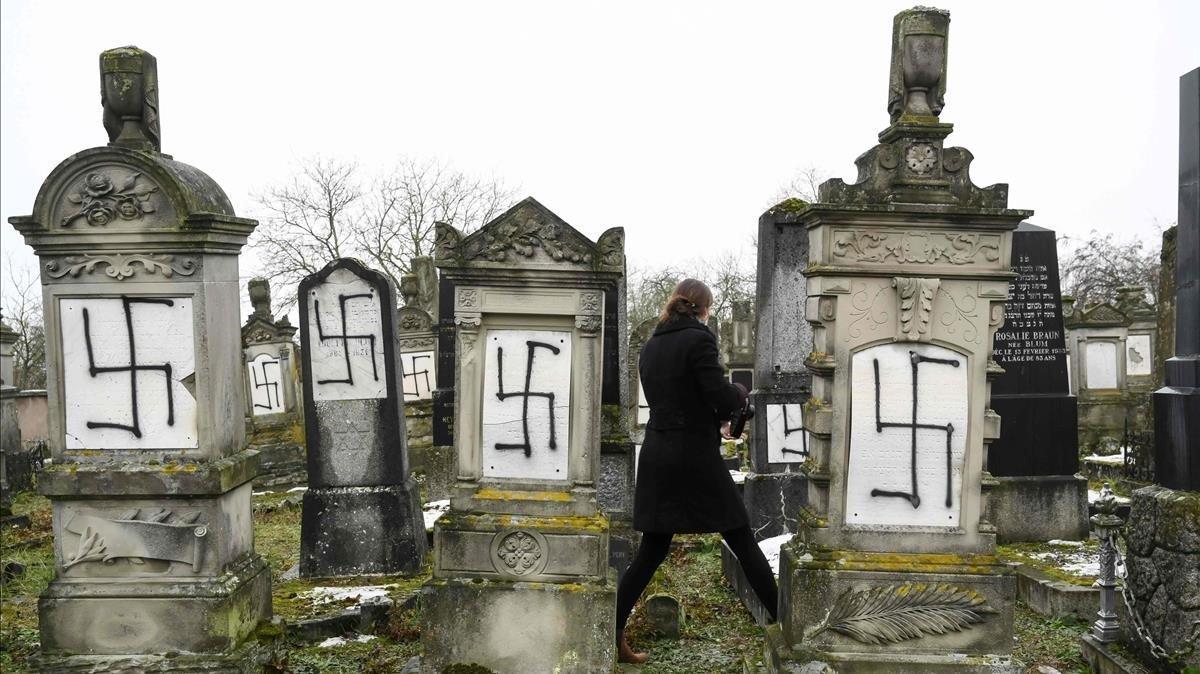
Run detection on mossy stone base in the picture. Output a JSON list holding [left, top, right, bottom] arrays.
[[762, 623, 1021, 673], [420, 576, 615, 674]]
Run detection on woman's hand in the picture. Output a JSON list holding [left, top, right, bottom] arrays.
[[720, 421, 734, 439]]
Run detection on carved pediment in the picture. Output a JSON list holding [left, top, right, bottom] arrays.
[[397, 306, 434, 334], [242, 315, 296, 346], [1078, 303, 1128, 327], [435, 197, 623, 271]]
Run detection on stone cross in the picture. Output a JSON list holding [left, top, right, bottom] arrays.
[[766, 9, 1022, 671], [423, 197, 622, 673], [297, 258, 426, 576], [9, 46, 269, 670]]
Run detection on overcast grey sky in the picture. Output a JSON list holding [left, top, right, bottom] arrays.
[[3, 0, 1198, 302]]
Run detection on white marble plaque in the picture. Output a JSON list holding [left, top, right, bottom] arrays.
[[1126, 335, 1152, 377], [247, 353, 286, 416], [1085, 340, 1119, 389], [307, 269, 387, 401], [636, 379, 650, 426], [766, 403, 807, 464], [845, 343, 968, 528], [481, 329, 572, 481], [400, 350, 436, 401], [60, 296, 198, 449]]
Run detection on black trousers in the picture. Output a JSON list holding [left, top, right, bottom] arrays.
[[615, 526, 779, 635]]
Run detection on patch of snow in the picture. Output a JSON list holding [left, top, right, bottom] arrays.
[[301, 585, 397, 606], [1046, 539, 1085, 547], [317, 634, 376, 648], [1088, 489, 1131, 504], [423, 499, 450, 529], [252, 490, 271, 496], [287, 486, 308, 493], [758, 533, 792, 577], [729, 470, 747, 485]]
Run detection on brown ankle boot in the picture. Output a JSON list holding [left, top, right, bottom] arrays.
[[617, 631, 648, 664]]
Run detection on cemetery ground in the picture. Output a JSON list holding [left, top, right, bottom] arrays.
[[0, 490, 1096, 673]]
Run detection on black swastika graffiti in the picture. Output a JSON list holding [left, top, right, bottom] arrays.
[[251, 358, 282, 410], [779, 405, 808, 458], [869, 351, 960, 509], [402, 353, 433, 398], [494, 340, 561, 457], [82, 296, 176, 438], [314, 292, 379, 386]]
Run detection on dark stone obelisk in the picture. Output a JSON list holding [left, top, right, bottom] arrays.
[[1155, 68, 1200, 491], [987, 223, 1087, 541]]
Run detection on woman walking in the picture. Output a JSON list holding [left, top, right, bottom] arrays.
[[617, 278, 779, 664]]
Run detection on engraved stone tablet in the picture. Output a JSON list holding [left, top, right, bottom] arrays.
[[845, 343, 968, 527], [1126, 334, 1152, 377], [247, 353, 285, 416], [481, 329, 572, 480], [400, 350, 436, 401], [306, 268, 387, 401], [766, 403, 808, 464], [59, 296, 197, 449], [1085, 341, 1119, 389]]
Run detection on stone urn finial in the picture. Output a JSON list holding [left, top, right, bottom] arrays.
[[100, 46, 160, 152], [248, 277, 272, 319], [399, 273, 420, 307], [887, 7, 951, 123]]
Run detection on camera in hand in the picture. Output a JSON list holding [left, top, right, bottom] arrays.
[[729, 383, 754, 438]]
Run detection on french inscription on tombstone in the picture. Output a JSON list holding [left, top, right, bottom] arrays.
[[298, 259, 427, 576], [9, 46, 271, 668]]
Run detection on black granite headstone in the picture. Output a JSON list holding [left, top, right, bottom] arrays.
[[1155, 67, 1200, 491], [988, 223, 1079, 477], [298, 258, 427, 576]]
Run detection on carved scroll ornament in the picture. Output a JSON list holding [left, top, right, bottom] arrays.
[[832, 230, 1000, 266], [46, 253, 196, 280], [64, 508, 207, 571]]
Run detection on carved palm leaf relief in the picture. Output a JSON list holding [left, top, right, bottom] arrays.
[[63, 508, 207, 571], [808, 583, 998, 645]]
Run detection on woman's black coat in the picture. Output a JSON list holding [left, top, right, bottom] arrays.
[[633, 315, 748, 534]]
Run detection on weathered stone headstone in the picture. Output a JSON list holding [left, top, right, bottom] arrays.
[[0, 315, 18, 515], [1155, 67, 1200, 490], [397, 266, 452, 502], [422, 197, 620, 673], [298, 258, 427, 576], [241, 277, 306, 488], [987, 223, 1087, 542], [9, 46, 271, 669], [767, 9, 1021, 671], [644, 593, 684, 639], [721, 299, 756, 390], [745, 199, 813, 539]]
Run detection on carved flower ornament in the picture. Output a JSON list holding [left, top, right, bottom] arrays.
[[62, 172, 158, 226], [495, 531, 543, 575]]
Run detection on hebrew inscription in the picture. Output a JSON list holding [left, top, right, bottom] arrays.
[[846, 343, 967, 527], [247, 353, 285, 416], [766, 403, 808, 464], [481, 329, 572, 480], [307, 269, 387, 401], [60, 296, 197, 449], [400, 350, 435, 401]]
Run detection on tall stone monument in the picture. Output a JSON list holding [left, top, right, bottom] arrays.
[[987, 223, 1087, 542], [422, 197, 622, 673], [1155, 67, 1200, 491], [747, 199, 813, 539], [397, 266, 451, 501], [242, 277, 306, 488], [0, 314, 19, 516], [9, 46, 272, 669], [298, 258, 427, 576], [765, 9, 1021, 672]]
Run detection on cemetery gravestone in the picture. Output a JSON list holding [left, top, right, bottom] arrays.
[[423, 197, 621, 674], [298, 258, 427, 576], [987, 223, 1087, 542], [241, 277, 306, 488], [746, 199, 813, 539], [0, 316, 17, 515], [9, 46, 272, 669], [766, 9, 1021, 672], [397, 266, 452, 501]]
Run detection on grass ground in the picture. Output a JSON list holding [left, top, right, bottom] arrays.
[[1, 489, 1103, 673]]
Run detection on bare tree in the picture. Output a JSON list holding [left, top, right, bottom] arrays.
[[626, 249, 756, 331], [770, 164, 831, 206], [251, 156, 516, 307], [1, 256, 47, 390], [1059, 229, 1163, 308]]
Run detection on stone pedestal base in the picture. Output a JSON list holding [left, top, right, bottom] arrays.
[[743, 472, 807, 540], [420, 576, 616, 674], [988, 474, 1089, 543], [768, 547, 1016, 673], [1153, 359, 1200, 490], [32, 628, 279, 673], [39, 553, 271, 657], [300, 480, 426, 576]]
